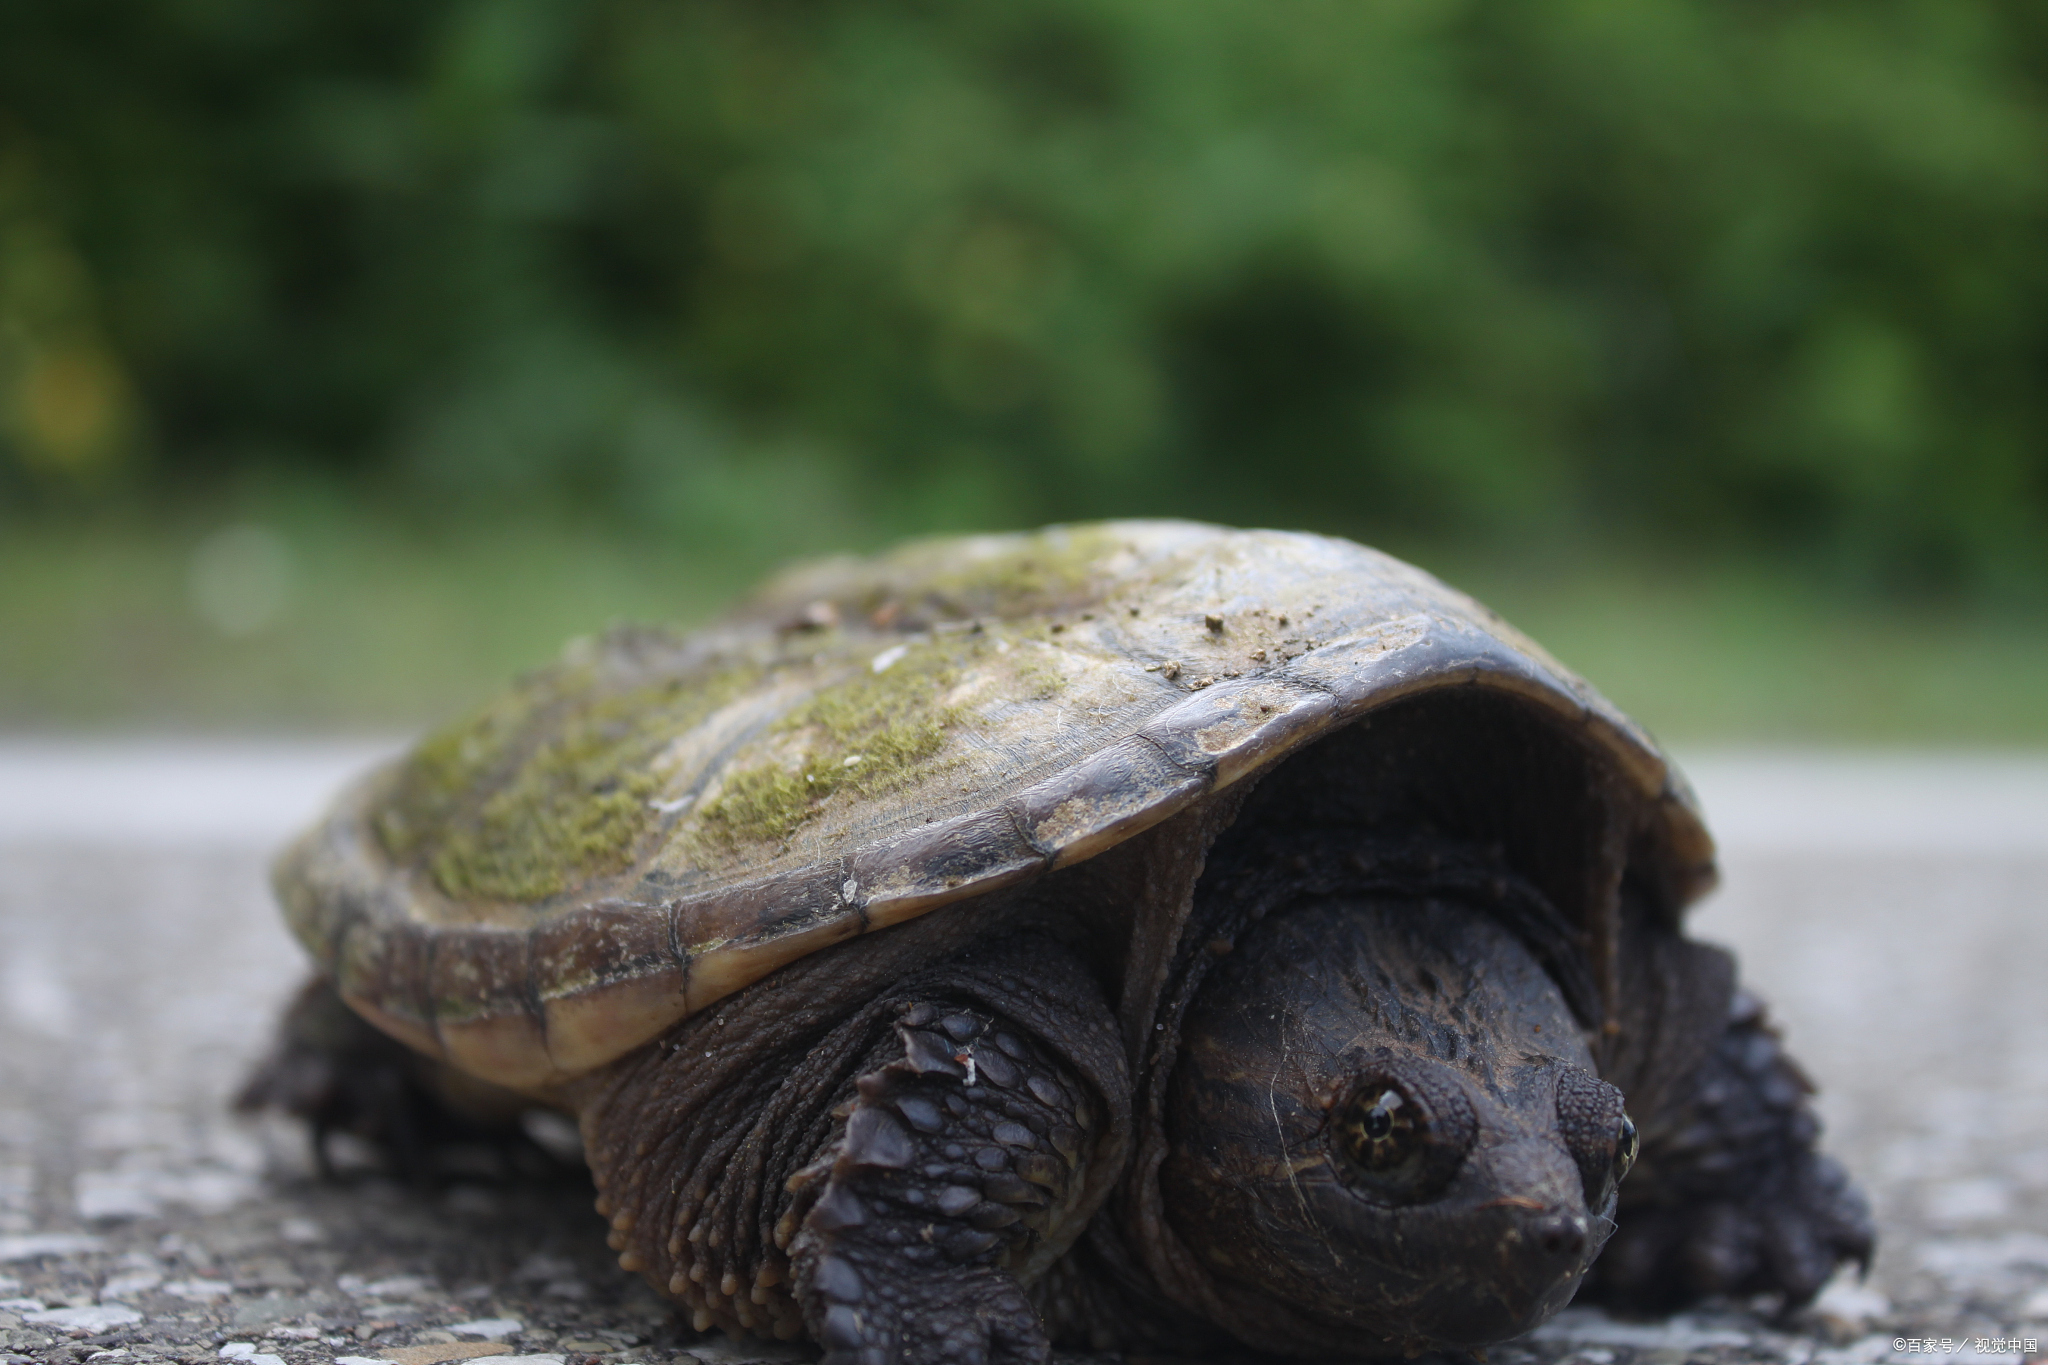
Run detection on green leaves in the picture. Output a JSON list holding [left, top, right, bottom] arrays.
[[3, 0, 2044, 589]]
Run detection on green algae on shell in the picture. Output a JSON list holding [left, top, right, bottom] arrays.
[[749, 521, 1152, 629], [376, 641, 765, 903], [274, 521, 1718, 1091], [692, 638, 972, 851]]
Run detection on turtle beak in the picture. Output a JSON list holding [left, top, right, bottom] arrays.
[[1426, 1138, 1598, 1344], [1490, 1198, 1594, 1310]]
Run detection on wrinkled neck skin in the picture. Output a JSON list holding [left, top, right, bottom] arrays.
[[1162, 893, 1626, 1357]]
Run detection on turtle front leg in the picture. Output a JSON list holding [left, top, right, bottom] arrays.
[[1586, 989, 1874, 1311], [789, 994, 1112, 1365], [582, 933, 1129, 1365]]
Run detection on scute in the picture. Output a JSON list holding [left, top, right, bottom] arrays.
[[275, 521, 1715, 1090], [372, 632, 771, 907]]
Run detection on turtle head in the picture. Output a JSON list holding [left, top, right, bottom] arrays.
[[1160, 894, 1637, 1353]]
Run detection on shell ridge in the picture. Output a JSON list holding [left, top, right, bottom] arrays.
[[667, 899, 692, 1021], [1000, 793, 1058, 862], [1123, 724, 1213, 778], [1017, 735, 1208, 870], [841, 851, 871, 934]]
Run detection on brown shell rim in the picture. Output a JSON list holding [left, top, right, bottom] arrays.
[[277, 611, 1718, 1091]]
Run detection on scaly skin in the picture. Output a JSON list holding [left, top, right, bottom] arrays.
[[576, 933, 1130, 1361]]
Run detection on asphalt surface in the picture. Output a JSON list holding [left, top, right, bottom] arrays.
[[1, 739, 2045, 1365]]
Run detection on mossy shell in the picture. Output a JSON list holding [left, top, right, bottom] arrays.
[[275, 521, 1716, 1091]]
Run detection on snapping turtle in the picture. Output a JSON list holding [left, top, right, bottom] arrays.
[[251, 522, 1871, 1361]]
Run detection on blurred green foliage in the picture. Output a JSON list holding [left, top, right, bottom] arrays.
[[3, 0, 2046, 590], [9, 510, 2048, 739]]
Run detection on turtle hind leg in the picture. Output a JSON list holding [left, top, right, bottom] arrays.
[[238, 976, 573, 1186], [1584, 991, 1874, 1313]]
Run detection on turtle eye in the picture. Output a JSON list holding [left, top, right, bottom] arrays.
[[1613, 1113, 1639, 1185], [1339, 1086, 1419, 1173], [1331, 1068, 1476, 1204]]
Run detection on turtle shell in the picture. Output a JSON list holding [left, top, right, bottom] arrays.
[[275, 521, 1715, 1090]]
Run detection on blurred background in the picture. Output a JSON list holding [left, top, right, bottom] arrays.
[[3, 0, 2045, 741]]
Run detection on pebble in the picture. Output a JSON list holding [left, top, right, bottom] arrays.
[[1811, 1334, 1897, 1365], [368, 1346, 512, 1365], [0, 1235, 103, 1262], [339, 1276, 436, 1301], [675, 1337, 808, 1364], [1813, 1277, 1892, 1328], [219, 1343, 286, 1365], [99, 1271, 163, 1298], [1531, 1309, 1754, 1351], [20, 1304, 143, 1333], [446, 1321, 522, 1341], [1923, 1177, 2016, 1225]]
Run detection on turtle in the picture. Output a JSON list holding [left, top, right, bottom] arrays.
[[247, 521, 1873, 1362]]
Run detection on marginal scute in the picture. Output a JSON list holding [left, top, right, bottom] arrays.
[[1018, 738, 1205, 870], [545, 965, 690, 1078], [852, 809, 1045, 927], [1138, 678, 1340, 788], [274, 521, 1716, 1089], [681, 917, 864, 1019], [440, 1009, 551, 1090]]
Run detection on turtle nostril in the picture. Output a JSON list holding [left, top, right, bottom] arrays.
[[1530, 1212, 1588, 1262]]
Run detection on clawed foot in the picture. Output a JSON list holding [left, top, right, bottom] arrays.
[[809, 1256, 1047, 1365], [1584, 995, 1874, 1311], [1586, 1147, 1873, 1310], [790, 987, 1109, 1365]]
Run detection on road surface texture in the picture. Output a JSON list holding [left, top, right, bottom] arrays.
[[2, 739, 2044, 1365]]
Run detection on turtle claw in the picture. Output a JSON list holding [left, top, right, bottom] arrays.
[[1582, 999, 1875, 1312], [788, 967, 1114, 1365], [1588, 1149, 1873, 1310], [1763, 1151, 1876, 1306], [813, 1261, 1046, 1365]]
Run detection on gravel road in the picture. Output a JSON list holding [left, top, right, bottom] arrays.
[[1, 740, 2044, 1365]]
